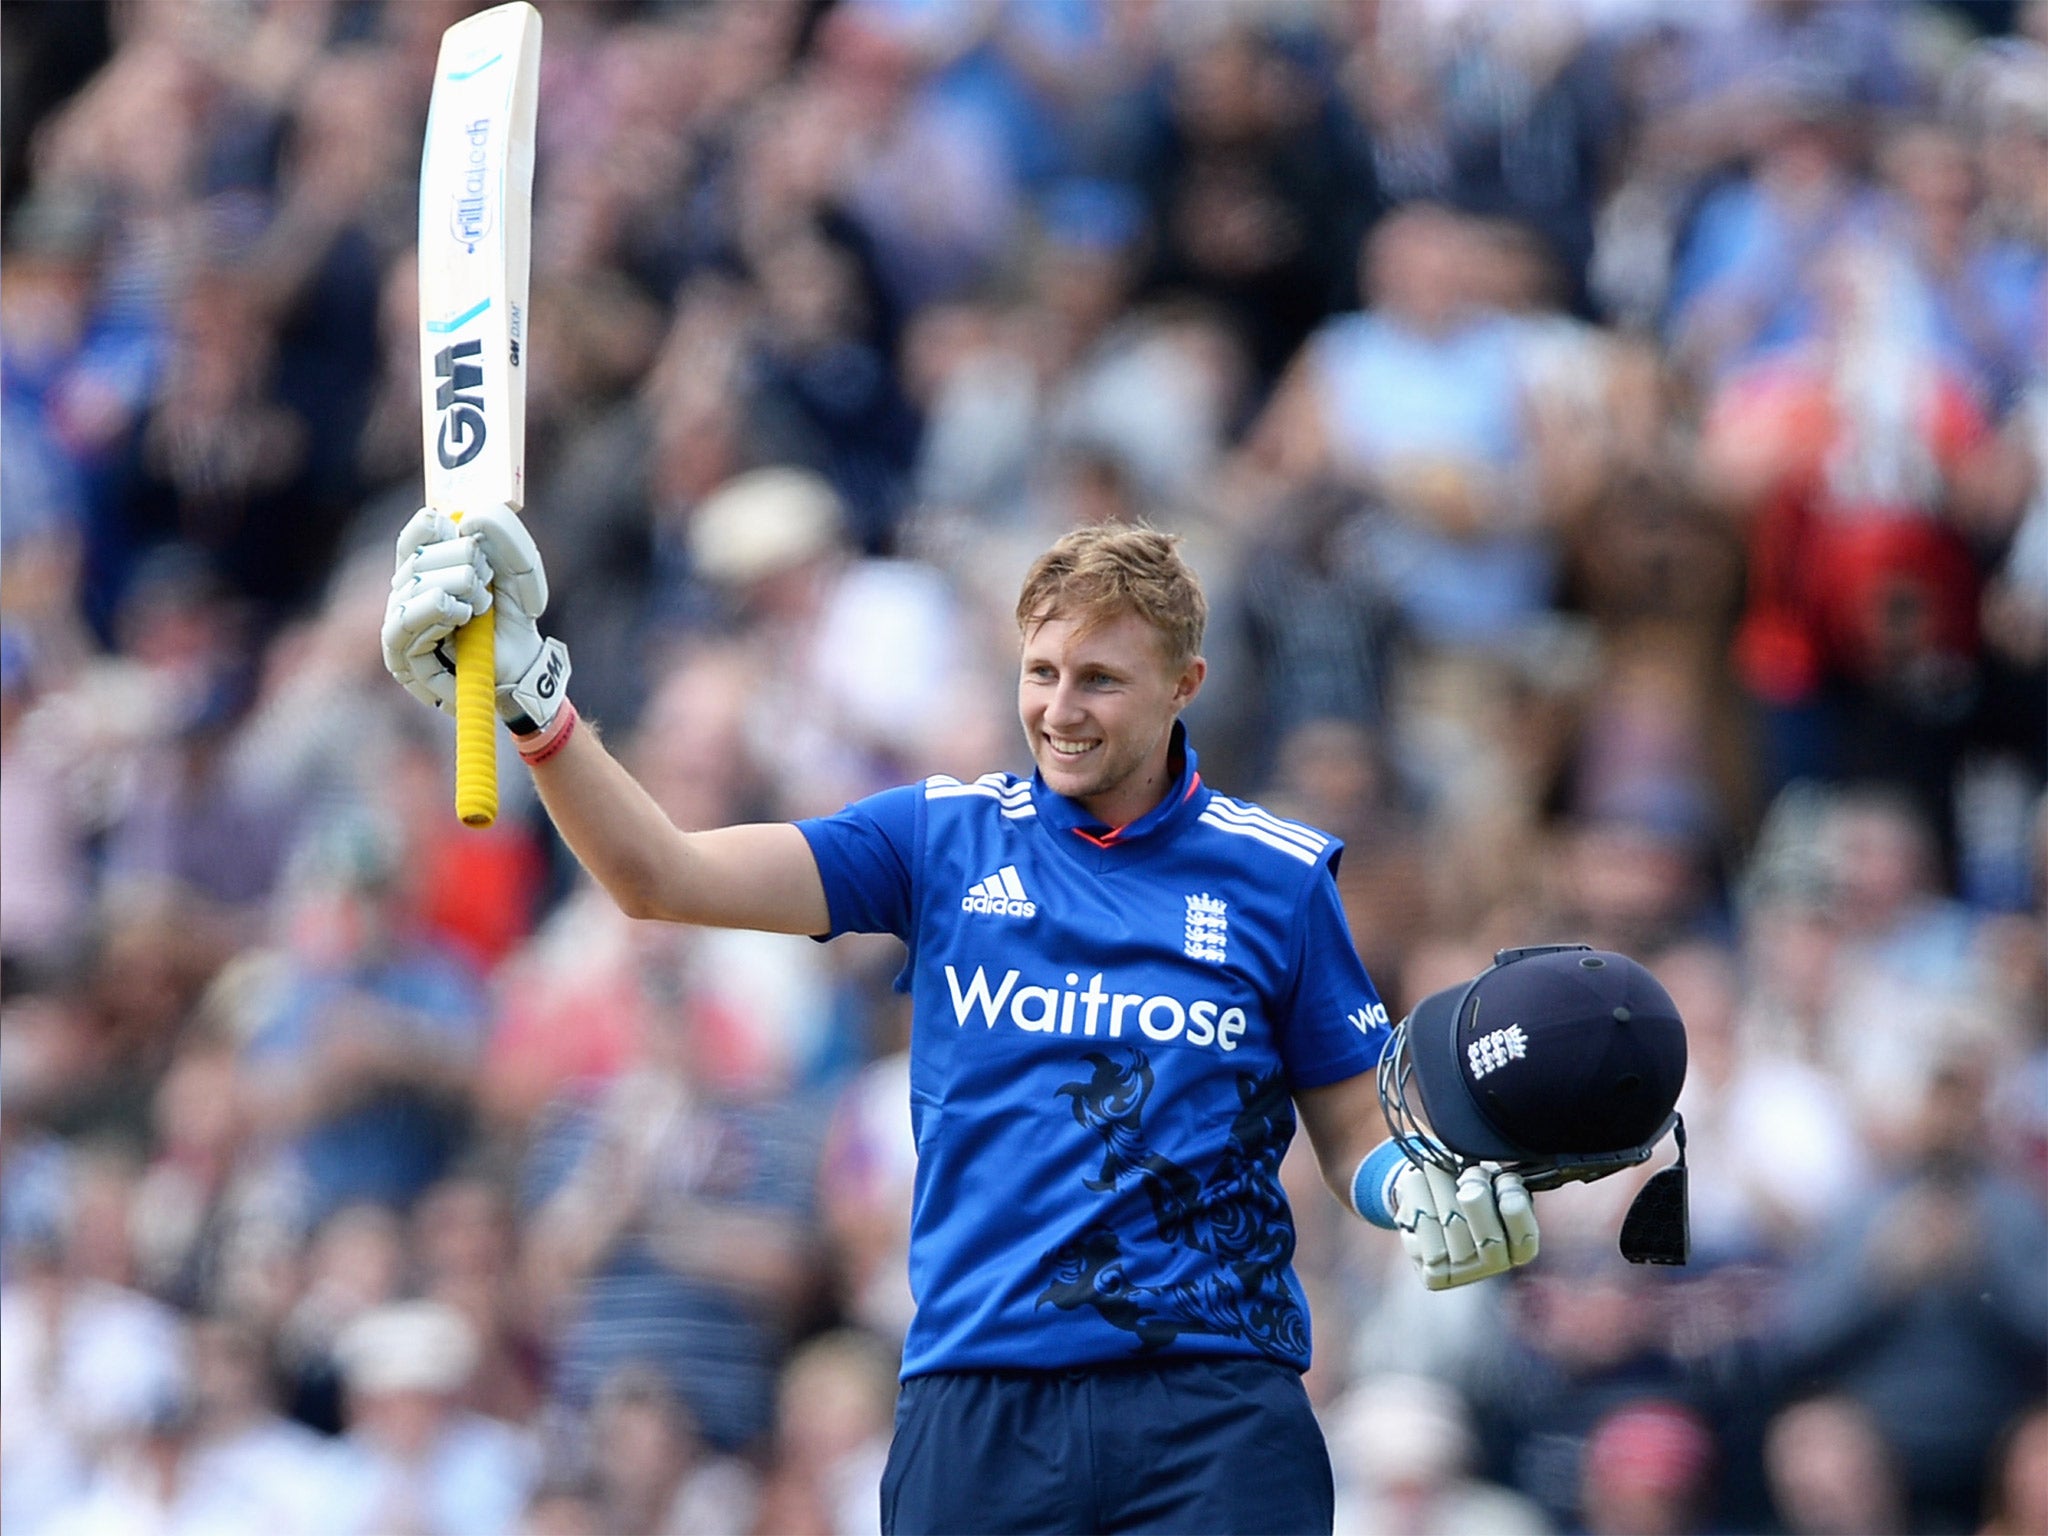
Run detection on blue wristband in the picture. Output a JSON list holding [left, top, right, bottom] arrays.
[[1350, 1139, 1409, 1230]]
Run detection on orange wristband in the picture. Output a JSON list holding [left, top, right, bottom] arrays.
[[515, 700, 578, 765]]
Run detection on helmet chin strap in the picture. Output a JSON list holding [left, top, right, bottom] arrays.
[[1618, 1115, 1690, 1266]]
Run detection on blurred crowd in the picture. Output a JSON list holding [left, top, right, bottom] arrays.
[[3, 0, 2046, 1532]]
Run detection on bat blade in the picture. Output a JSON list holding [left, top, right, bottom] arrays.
[[418, 0, 541, 826]]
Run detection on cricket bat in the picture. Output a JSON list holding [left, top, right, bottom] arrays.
[[418, 0, 541, 827]]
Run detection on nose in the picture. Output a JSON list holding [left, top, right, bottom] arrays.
[[1044, 679, 1087, 729]]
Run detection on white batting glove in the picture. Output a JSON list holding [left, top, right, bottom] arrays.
[[381, 506, 571, 729], [1393, 1159, 1540, 1291]]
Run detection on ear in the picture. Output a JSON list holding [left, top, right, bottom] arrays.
[[1172, 656, 1207, 711]]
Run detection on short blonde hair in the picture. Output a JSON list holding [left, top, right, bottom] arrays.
[[1015, 523, 1207, 668]]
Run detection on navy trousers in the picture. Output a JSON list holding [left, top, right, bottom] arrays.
[[880, 1356, 1335, 1535]]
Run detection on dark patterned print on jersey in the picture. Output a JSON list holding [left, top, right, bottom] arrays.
[[1039, 1048, 1306, 1358]]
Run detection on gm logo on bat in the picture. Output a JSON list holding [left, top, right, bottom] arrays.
[[434, 339, 487, 469], [451, 117, 494, 249]]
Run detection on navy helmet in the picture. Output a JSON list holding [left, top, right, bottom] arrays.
[[1378, 944, 1692, 1261]]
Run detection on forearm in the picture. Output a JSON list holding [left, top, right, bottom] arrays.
[[382, 509, 829, 934], [534, 1169, 642, 1285], [1298, 1069, 1539, 1286], [522, 707, 690, 918], [646, 1207, 811, 1313], [524, 707, 828, 934], [1295, 1073, 1391, 1214]]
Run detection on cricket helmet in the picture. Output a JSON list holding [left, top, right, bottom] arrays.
[[1378, 944, 1687, 1195]]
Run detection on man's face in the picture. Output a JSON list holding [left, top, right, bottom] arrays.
[[1019, 610, 1203, 826]]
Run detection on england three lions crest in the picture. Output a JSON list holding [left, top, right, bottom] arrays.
[[1183, 893, 1228, 964]]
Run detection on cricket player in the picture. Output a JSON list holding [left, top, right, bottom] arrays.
[[383, 514, 1576, 1534]]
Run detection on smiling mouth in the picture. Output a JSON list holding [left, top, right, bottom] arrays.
[[1045, 735, 1097, 761]]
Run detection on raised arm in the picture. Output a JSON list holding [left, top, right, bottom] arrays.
[[522, 718, 827, 932], [382, 505, 830, 936]]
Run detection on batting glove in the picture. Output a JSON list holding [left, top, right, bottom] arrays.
[[382, 505, 571, 730], [1392, 1159, 1540, 1291]]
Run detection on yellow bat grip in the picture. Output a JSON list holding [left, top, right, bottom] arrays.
[[454, 607, 498, 827]]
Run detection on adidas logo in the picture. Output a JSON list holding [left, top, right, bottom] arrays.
[[962, 865, 1037, 919]]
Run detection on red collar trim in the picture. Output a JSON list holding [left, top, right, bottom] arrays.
[[1068, 772, 1202, 849]]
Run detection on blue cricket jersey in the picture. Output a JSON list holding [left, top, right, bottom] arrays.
[[797, 727, 1391, 1379]]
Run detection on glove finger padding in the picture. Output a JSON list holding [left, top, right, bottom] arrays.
[[1394, 1159, 1543, 1291], [401, 558, 486, 622], [389, 582, 472, 659], [403, 535, 495, 615], [393, 507, 453, 571], [1429, 1163, 1479, 1267], [462, 507, 547, 619], [1394, 1164, 1452, 1289], [1457, 1164, 1510, 1260], [1495, 1169, 1540, 1266], [397, 662, 456, 713], [385, 509, 473, 712], [380, 586, 461, 711]]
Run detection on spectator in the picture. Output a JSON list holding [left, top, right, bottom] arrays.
[[1698, 234, 2004, 812], [1464, 1244, 1696, 1530], [1253, 203, 1551, 652], [1125, 22, 1362, 383], [0, 1149, 189, 1533], [0, 629, 94, 977], [1577, 1397, 1719, 1536], [582, 1362, 758, 1536], [31, 1385, 270, 1536], [1230, 484, 1399, 764], [411, 1173, 543, 1427], [522, 987, 823, 1454], [34, 1314, 349, 1536], [741, 222, 921, 555], [1793, 785, 2019, 1153], [821, 5, 1022, 319], [236, 814, 489, 1229], [1259, 715, 1429, 994], [1979, 1402, 2048, 1536], [761, 1330, 899, 1536], [1819, 783, 1983, 992], [129, 1029, 251, 1309], [1326, 1372, 1551, 1536], [324, 1299, 535, 1536], [272, 1202, 408, 1437], [1664, 941, 1868, 1262], [1776, 1057, 2048, 1531], [96, 553, 300, 917], [816, 1015, 916, 1346], [1762, 1392, 1909, 1536], [1876, 120, 2044, 412], [685, 466, 993, 815], [1665, 78, 1890, 386]]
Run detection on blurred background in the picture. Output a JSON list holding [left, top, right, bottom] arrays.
[[2, 0, 2044, 1532]]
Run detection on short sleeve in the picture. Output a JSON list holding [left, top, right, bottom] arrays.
[[1276, 865, 1392, 1092], [795, 784, 921, 940]]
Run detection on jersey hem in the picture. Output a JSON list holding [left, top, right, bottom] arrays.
[[898, 1338, 1309, 1383]]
